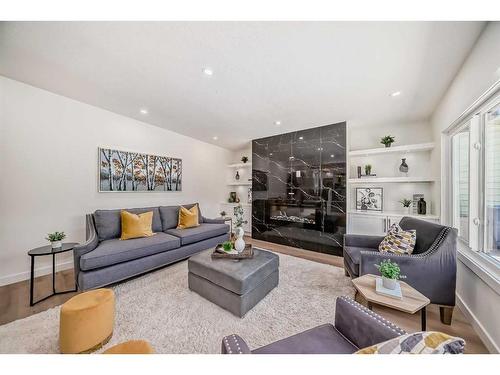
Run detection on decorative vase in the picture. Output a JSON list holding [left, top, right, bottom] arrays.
[[385, 143, 391, 148], [357, 166, 362, 178], [235, 171, 240, 180], [382, 277, 398, 290], [399, 158, 409, 174], [234, 227, 245, 253], [418, 197, 427, 215], [406, 206, 411, 215], [51, 240, 62, 249]]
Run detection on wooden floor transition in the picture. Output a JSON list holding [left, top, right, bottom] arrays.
[[0, 237, 489, 353]]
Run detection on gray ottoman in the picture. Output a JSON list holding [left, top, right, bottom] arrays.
[[188, 248, 279, 317]]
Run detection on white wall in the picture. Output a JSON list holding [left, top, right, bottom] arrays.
[[0, 76, 231, 286], [429, 22, 500, 353]]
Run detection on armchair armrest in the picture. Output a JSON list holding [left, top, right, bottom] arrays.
[[221, 334, 251, 354], [344, 234, 384, 249], [335, 296, 405, 349], [203, 216, 226, 224]]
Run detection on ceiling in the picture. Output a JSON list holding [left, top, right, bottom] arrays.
[[0, 21, 485, 150]]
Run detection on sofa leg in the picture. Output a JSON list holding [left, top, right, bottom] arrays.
[[344, 268, 349, 277], [440, 306, 454, 325]]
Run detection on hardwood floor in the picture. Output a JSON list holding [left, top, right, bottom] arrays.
[[0, 237, 489, 353]]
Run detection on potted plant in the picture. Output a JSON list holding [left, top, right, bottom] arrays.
[[375, 259, 406, 290], [220, 210, 227, 218], [241, 156, 249, 163], [222, 241, 233, 252], [380, 135, 395, 148], [234, 204, 248, 253], [46, 231, 66, 249], [364, 164, 372, 176], [399, 198, 412, 214]]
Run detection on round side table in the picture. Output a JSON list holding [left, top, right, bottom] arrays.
[[28, 242, 78, 306]]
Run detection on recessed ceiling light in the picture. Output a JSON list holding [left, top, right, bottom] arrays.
[[317, 147, 323, 151], [139, 108, 148, 115], [275, 120, 281, 126], [390, 91, 402, 97], [212, 136, 218, 140], [330, 154, 334, 158], [269, 153, 273, 156], [299, 136, 304, 140], [203, 68, 214, 76]]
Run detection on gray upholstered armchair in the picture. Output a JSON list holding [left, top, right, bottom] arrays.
[[343, 217, 458, 325]]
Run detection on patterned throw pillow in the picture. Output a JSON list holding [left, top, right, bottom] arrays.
[[356, 331, 465, 354], [378, 223, 416, 255]]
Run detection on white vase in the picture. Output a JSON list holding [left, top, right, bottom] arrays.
[[382, 277, 398, 290], [51, 240, 62, 249], [234, 227, 245, 253]]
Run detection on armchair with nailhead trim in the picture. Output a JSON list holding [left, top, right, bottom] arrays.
[[343, 217, 458, 325], [221, 296, 406, 354]]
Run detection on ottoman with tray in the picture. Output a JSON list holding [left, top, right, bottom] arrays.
[[188, 248, 279, 317]]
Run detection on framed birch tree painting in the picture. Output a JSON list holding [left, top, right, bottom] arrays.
[[99, 147, 182, 192]]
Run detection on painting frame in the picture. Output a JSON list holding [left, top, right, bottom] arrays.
[[98, 147, 182, 192], [355, 187, 383, 212]]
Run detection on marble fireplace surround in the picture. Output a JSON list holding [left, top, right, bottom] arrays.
[[251, 122, 347, 256]]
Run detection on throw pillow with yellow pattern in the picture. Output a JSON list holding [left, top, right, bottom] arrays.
[[378, 223, 416, 255], [356, 331, 465, 354]]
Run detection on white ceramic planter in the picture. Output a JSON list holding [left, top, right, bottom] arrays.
[[382, 277, 398, 290], [234, 227, 245, 253], [51, 240, 62, 249]]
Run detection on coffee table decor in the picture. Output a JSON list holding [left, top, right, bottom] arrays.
[[211, 243, 254, 259], [189, 248, 279, 317]]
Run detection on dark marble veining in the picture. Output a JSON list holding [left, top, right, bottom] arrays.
[[252, 122, 346, 256]]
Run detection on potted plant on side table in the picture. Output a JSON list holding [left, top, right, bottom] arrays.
[[46, 231, 66, 249], [375, 259, 406, 290]]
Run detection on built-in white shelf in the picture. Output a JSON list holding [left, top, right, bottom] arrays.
[[220, 202, 251, 207], [227, 163, 252, 168], [348, 210, 439, 221], [349, 142, 435, 157], [227, 181, 252, 186], [348, 177, 436, 184]]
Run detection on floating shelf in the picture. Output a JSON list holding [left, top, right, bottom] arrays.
[[348, 177, 436, 184], [349, 142, 435, 157], [220, 202, 252, 207], [227, 163, 252, 168], [227, 182, 252, 186], [348, 210, 440, 221]]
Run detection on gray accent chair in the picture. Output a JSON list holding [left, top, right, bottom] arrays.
[[343, 217, 458, 325], [73, 203, 230, 290], [221, 296, 406, 354]]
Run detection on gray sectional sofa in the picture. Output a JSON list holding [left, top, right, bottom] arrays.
[[73, 203, 229, 290]]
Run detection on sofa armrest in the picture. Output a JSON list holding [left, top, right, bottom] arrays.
[[335, 296, 405, 349], [203, 217, 226, 224], [221, 334, 252, 354], [344, 234, 384, 249], [73, 214, 99, 289]]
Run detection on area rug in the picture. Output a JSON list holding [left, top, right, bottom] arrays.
[[0, 250, 355, 354]]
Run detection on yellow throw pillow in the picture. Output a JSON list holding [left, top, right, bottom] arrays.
[[120, 210, 155, 240], [177, 205, 200, 229]]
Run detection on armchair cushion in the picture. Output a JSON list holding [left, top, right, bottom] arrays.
[[356, 331, 465, 354]]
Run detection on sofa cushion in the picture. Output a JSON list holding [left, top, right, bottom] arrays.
[[94, 207, 162, 241], [166, 223, 229, 246], [253, 324, 358, 354], [159, 203, 203, 231], [343, 246, 377, 277], [80, 232, 180, 271]]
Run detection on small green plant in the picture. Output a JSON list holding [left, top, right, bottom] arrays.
[[375, 259, 406, 280], [220, 210, 227, 217], [380, 135, 395, 147], [399, 198, 412, 208], [234, 204, 248, 228], [241, 156, 249, 163], [364, 164, 372, 175], [46, 231, 66, 242], [222, 241, 233, 252]]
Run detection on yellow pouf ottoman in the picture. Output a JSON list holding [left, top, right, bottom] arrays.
[[59, 288, 115, 354], [103, 340, 155, 354]]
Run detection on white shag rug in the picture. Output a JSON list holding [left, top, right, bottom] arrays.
[[0, 250, 354, 354]]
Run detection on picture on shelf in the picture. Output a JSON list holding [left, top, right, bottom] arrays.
[[356, 187, 383, 211]]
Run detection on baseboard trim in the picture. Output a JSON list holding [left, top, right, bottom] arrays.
[[0, 261, 74, 287], [457, 293, 499, 353]]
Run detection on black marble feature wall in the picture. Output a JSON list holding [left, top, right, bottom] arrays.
[[252, 122, 346, 256]]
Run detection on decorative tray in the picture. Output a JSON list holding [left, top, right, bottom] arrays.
[[211, 244, 254, 259]]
